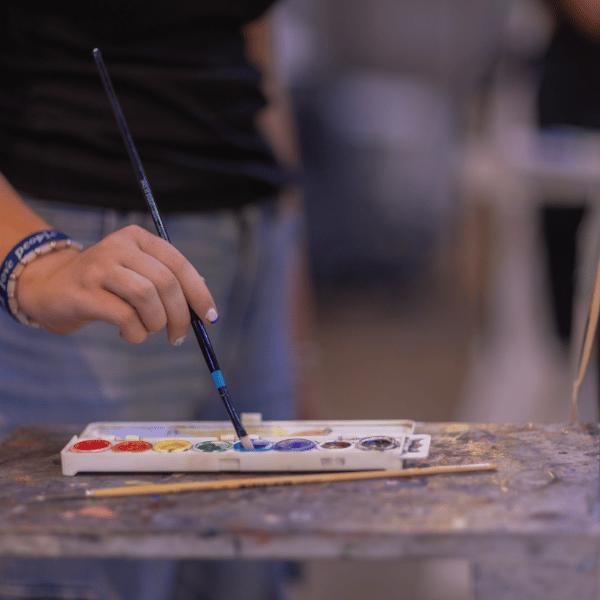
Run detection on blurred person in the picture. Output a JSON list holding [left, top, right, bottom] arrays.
[[537, 0, 600, 348], [0, 1, 311, 599]]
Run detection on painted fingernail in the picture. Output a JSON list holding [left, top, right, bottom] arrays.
[[205, 308, 219, 324], [173, 336, 186, 347]]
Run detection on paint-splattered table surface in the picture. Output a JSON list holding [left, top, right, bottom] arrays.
[[0, 422, 597, 561]]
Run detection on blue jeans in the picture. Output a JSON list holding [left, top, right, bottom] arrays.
[[0, 198, 298, 599]]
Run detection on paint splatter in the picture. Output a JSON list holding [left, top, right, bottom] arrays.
[[9, 438, 39, 448], [78, 505, 117, 519]]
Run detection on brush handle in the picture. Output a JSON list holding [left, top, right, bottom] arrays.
[[87, 463, 498, 498], [189, 313, 242, 434], [92, 48, 249, 443], [92, 49, 168, 242]]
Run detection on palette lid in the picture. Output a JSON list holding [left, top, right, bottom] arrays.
[[79, 417, 416, 440]]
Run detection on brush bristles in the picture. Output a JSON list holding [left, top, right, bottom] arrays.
[[239, 435, 254, 450]]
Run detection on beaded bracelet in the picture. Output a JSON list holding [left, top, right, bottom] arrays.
[[0, 230, 82, 327]]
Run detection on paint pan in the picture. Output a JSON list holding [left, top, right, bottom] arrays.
[[273, 438, 315, 452], [71, 439, 112, 453], [233, 439, 274, 452], [112, 441, 153, 453], [318, 440, 354, 451], [194, 441, 233, 453], [153, 440, 192, 453], [357, 436, 398, 451]]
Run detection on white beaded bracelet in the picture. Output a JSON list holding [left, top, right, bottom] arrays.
[[0, 232, 82, 328]]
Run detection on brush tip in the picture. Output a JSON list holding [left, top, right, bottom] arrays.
[[239, 435, 254, 450]]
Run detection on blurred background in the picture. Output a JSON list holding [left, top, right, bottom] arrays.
[[266, 0, 600, 598]]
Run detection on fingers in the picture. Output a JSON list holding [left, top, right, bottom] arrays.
[[80, 288, 151, 344], [38, 281, 150, 344], [103, 266, 168, 333], [65, 267, 184, 345], [98, 225, 218, 343], [128, 226, 219, 326], [105, 260, 190, 344]]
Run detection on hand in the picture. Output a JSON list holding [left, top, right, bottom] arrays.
[[16, 224, 218, 344]]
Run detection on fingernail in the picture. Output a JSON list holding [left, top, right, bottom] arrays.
[[173, 336, 186, 347], [205, 308, 219, 324]]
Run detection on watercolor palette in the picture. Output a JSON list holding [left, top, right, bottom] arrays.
[[60, 414, 430, 476]]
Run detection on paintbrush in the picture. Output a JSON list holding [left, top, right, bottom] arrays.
[[92, 48, 253, 449], [32, 463, 497, 501]]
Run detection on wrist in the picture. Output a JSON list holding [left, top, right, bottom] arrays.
[[18, 246, 82, 324], [0, 231, 82, 327]]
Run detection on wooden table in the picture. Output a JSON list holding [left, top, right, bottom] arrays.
[[0, 422, 597, 600]]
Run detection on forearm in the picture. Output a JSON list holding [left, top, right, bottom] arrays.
[[0, 172, 53, 256]]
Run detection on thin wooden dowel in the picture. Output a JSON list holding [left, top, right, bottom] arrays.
[[572, 252, 600, 424], [88, 463, 498, 498]]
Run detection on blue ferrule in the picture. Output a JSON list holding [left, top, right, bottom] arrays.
[[211, 370, 226, 389]]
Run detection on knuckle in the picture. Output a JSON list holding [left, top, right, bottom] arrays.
[[123, 224, 145, 237], [153, 268, 178, 293], [114, 304, 140, 330], [130, 279, 156, 303], [103, 224, 144, 249], [145, 306, 168, 331], [124, 330, 147, 344], [147, 320, 166, 334], [169, 251, 188, 272]]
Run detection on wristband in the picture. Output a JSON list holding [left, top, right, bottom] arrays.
[[0, 230, 81, 327]]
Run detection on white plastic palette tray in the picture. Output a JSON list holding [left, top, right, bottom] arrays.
[[60, 413, 431, 476]]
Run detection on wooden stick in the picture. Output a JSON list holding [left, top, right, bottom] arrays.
[[87, 463, 498, 498], [572, 251, 600, 424]]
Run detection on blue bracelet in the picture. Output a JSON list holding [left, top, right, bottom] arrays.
[[0, 230, 79, 327]]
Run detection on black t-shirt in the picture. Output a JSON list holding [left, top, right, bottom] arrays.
[[0, 0, 286, 212]]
